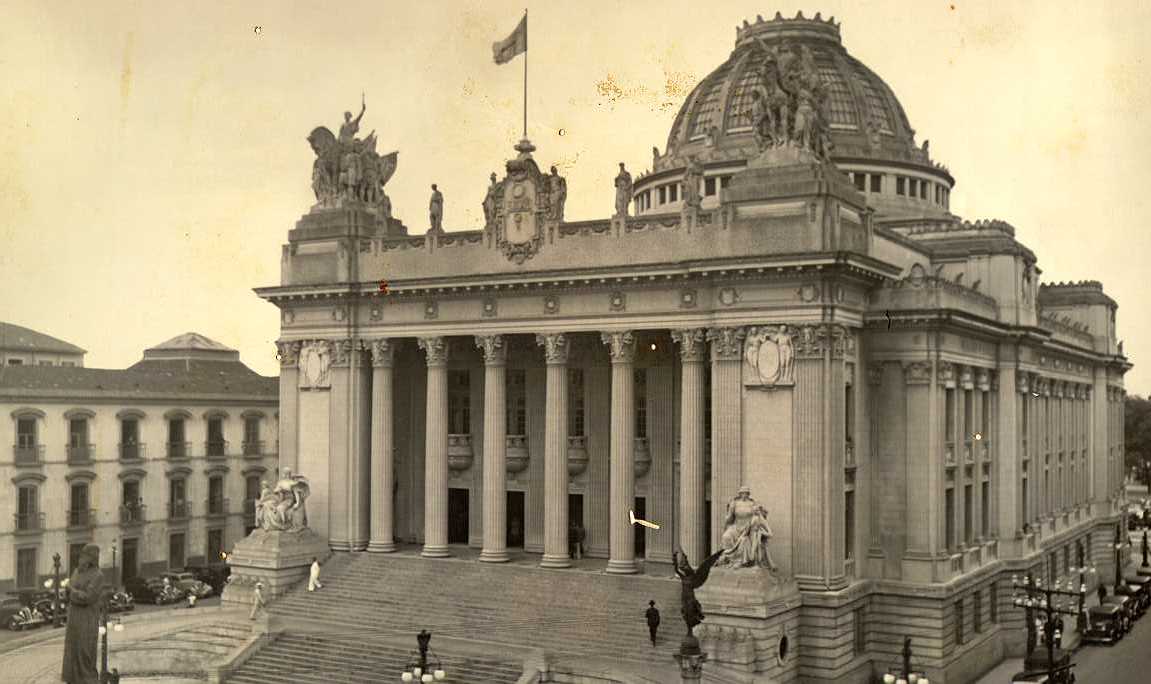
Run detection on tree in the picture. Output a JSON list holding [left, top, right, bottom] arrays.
[[1125, 395, 1151, 486]]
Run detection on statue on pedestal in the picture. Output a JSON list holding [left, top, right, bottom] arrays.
[[429, 184, 444, 233], [254, 468, 311, 532], [744, 38, 832, 163], [674, 548, 723, 639], [548, 166, 567, 221], [61, 544, 104, 684], [483, 172, 500, 227], [306, 94, 399, 217], [682, 158, 703, 209], [614, 162, 633, 217], [717, 486, 777, 570]]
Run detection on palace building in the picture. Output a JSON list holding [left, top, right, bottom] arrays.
[[258, 12, 1131, 683], [0, 328, 278, 593]]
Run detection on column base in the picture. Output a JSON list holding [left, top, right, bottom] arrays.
[[367, 541, 397, 553], [350, 540, 368, 552], [329, 540, 351, 552], [606, 559, 639, 574], [421, 545, 451, 558], [540, 554, 572, 569], [479, 549, 510, 563]]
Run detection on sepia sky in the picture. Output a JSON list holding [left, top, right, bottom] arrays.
[[2, 0, 1150, 393]]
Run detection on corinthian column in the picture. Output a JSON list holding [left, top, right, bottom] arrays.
[[477, 335, 509, 562], [603, 330, 638, 574], [538, 333, 571, 568], [672, 328, 707, 566], [368, 339, 396, 553], [419, 336, 450, 558], [706, 326, 745, 551], [275, 340, 301, 473]]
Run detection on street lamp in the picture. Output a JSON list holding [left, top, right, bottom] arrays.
[[112, 539, 118, 586], [1070, 547, 1098, 636], [1113, 523, 1132, 590], [1012, 572, 1085, 682], [881, 636, 930, 684], [51, 553, 63, 628], [400, 630, 446, 682], [98, 608, 124, 683]]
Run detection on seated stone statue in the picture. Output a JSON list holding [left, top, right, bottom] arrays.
[[717, 486, 777, 570]]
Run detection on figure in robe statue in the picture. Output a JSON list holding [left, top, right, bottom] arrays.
[[62, 544, 105, 684]]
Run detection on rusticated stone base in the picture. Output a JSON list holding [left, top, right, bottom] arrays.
[[695, 568, 802, 683], [221, 528, 331, 606]]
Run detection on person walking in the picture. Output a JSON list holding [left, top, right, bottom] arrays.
[[1097, 583, 1107, 606], [250, 582, 266, 621], [645, 600, 660, 647], [308, 557, 323, 592]]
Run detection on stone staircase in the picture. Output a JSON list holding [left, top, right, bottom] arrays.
[[111, 620, 252, 677], [225, 551, 684, 682]]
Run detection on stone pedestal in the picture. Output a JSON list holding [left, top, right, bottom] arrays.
[[221, 528, 331, 605], [674, 637, 708, 683], [695, 569, 801, 682]]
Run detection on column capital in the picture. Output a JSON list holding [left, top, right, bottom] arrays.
[[959, 364, 974, 389], [706, 326, 745, 361], [329, 338, 358, 368], [1016, 370, 1030, 394], [418, 336, 448, 366], [937, 361, 956, 387], [671, 328, 707, 362], [536, 333, 569, 365], [275, 340, 301, 368], [903, 360, 932, 385], [369, 338, 395, 368], [601, 331, 636, 364], [975, 367, 990, 391], [476, 334, 507, 365]]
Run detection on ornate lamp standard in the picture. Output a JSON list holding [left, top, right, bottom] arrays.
[[51, 552, 63, 628], [1113, 523, 1132, 590], [1069, 548, 1098, 636], [1011, 573, 1085, 682], [98, 607, 124, 683], [400, 630, 446, 682], [881, 636, 930, 684]]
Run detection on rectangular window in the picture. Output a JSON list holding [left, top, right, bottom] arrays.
[[70, 483, 89, 525], [8, 358, 23, 365], [568, 368, 585, 436], [853, 608, 866, 656], [169, 533, 186, 570], [920, 181, 928, 199], [974, 591, 983, 633], [207, 417, 225, 456], [981, 480, 990, 538], [981, 391, 990, 437], [17, 418, 36, 447], [956, 598, 965, 644], [845, 490, 855, 559], [704, 177, 717, 196], [909, 178, 918, 197], [168, 419, 186, 458], [964, 484, 973, 544], [853, 172, 866, 191], [62, 361, 75, 367], [720, 176, 731, 190], [669, 183, 679, 203], [896, 176, 906, 195], [946, 488, 956, 550], [120, 419, 139, 459], [845, 383, 855, 447], [208, 476, 224, 507], [16, 548, 37, 589], [658, 186, 667, 204], [243, 417, 260, 454], [870, 174, 882, 193], [634, 369, 647, 439], [945, 389, 956, 443], [69, 542, 85, 575], [245, 475, 261, 503]]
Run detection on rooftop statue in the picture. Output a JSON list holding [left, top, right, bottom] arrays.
[[255, 467, 311, 532], [614, 162, 633, 217], [717, 486, 778, 570], [745, 39, 832, 162], [307, 94, 399, 217]]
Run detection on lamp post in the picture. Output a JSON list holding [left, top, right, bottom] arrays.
[[881, 636, 930, 684], [112, 539, 118, 586], [98, 607, 124, 683], [1012, 573, 1084, 683], [1113, 523, 1130, 590], [51, 552, 63, 628], [400, 630, 446, 682], [1071, 547, 1098, 636]]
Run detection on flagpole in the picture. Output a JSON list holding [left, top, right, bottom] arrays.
[[522, 8, 528, 140]]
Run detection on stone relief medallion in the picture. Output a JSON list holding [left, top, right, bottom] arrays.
[[495, 156, 549, 264], [298, 341, 332, 390], [718, 287, 739, 306], [744, 326, 795, 388]]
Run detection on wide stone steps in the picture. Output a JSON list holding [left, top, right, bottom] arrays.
[[227, 633, 522, 684], [265, 553, 684, 666]]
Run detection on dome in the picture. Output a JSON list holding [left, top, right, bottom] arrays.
[[640, 12, 954, 220]]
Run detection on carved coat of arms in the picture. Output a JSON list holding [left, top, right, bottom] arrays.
[[744, 325, 795, 388], [492, 156, 551, 264], [298, 341, 332, 390]]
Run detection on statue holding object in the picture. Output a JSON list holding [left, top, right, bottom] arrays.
[[674, 548, 724, 639], [307, 94, 399, 218], [254, 468, 311, 532], [717, 486, 777, 570]]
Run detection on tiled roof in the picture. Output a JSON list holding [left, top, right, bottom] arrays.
[[0, 360, 277, 399], [0, 322, 86, 354], [146, 333, 235, 353]]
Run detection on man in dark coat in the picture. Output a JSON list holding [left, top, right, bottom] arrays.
[[645, 600, 660, 646], [62, 544, 104, 684]]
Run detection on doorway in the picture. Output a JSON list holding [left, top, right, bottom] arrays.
[[121, 538, 139, 583], [448, 488, 469, 544], [507, 491, 525, 548], [568, 494, 584, 558], [634, 497, 647, 558]]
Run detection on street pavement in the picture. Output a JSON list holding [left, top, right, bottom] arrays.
[[0, 596, 221, 649]]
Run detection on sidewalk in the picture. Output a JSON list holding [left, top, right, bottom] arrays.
[[0, 605, 249, 684]]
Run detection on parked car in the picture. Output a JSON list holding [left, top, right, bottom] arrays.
[[124, 577, 184, 605], [1113, 580, 1148, 617], [161, 572, 214, 599], [1100, 594, 1134, 633], [185, 563, 230, 595], [1123, 574, 1151, 610], [6, 605, 49, 631], [107, 589, 135, 613], [1013, 648, 1076, 683], [31, 598, 65, 625], [0, 596, 27, 628], [1082, 603, 1125, 644]]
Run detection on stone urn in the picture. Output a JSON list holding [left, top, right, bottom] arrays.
[[634, 437, 651, 478], [506, 434, 529, 474], [447, 433, 474, 471], [567, 435, 589, 476]]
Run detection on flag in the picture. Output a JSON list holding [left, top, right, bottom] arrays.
[[492, 15, 527, 65]]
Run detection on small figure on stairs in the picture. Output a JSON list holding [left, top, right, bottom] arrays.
[[250, 582, 266, 621], [645, 600, 661, 646], [309, 557, 323, 592]]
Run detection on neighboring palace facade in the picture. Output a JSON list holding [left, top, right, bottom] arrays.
[[0, 329, 278, 593], [258, 12, 1131, 683]]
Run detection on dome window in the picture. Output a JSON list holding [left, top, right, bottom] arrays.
[[920, 182, 928, 200], [870, 174, 882, 193], [908, 178, 918, 198], [853, 173, 866, 192], [704, 177, 717, 197], [896, 177, 906, 196], [669, 184, 679, 203], [658, 187, 667, 205]]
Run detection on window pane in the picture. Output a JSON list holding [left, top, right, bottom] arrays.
[[870, 174, 881, 193]]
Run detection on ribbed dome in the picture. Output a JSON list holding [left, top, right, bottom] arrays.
[[655, 11, 949, 184]]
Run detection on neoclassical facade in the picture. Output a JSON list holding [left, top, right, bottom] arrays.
[[259, 13, 1131, 683]]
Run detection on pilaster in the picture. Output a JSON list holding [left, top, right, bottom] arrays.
[[707, 326, 745, 552]]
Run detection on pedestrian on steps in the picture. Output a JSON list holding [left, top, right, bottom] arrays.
[[645, 600, 660, 646], [308, 557, 323, 592], [250, 582, 266, 621], [1097, 583, 1107, 605]]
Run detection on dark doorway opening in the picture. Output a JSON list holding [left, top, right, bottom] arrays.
[[448, 488, 469, 544], [507, 491, 525, 548], [568, 494, 584, 558], [634, 497, 647, 558], [121, 538, 138, 584]]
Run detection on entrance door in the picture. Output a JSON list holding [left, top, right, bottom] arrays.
[[121, 538, 139, 583], [634, 497, 646, 558], [448, 488, 469, 544], [507, 491, 525, 548]]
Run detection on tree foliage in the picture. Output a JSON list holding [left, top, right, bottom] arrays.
[[1125, 395, 1151, 482]]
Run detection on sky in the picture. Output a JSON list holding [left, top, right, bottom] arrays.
[[1, 0, 1150, 392]]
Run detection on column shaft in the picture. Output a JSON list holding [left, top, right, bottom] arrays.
[[368, 340, 396, 552], [420, 337, 450, 558], [539, 333, 570, 568], [673, 329, 706, 566], [478, 335, 509, 562], [604, 331, 637, 574]]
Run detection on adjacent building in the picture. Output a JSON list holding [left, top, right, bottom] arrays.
[[0, 329, 278, 593], [259, 12, 1130, 683]]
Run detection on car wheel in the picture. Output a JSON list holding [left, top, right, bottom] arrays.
[[154, 596, 163, 606]]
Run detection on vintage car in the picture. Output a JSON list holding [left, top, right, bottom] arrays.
[[0, 596, 26, 626], [124, 577, 185, 605], [161, 572, 214, 599], [1100, 594, 1134, 632], [1113, 580, 1148, 616], [6, 605, 49, 631], [184, 563, 231, 595], [1013, 648, 1076, 683], [31, 598, 66, 625], [107, 589, 135, 613], [1082, 603, 1126, 644]]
